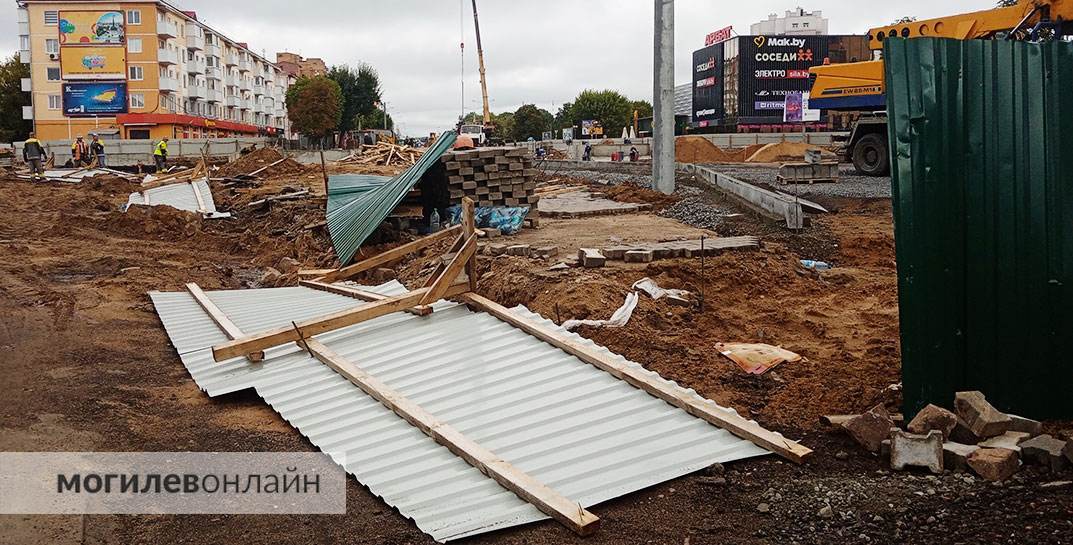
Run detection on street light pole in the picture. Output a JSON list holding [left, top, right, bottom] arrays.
[[652, 0, 675, 194]]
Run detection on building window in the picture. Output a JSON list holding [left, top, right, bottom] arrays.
[[126, 10, 141, 25], [803, 22, 809, 28], [48, 94, 61, 109], [130, 93, 145, 108], [45, 39, 59, 55], [46, 67, 60, 81], [44, 10, 58, 25], [128, 38, 142, 53], [792, 23, 799, 28], [129, 66, 144, 80], [20, 35, 30, 51]]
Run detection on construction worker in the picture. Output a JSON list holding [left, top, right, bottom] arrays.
[[71, 135, 89, 167], [22, 132, 46, 180], [582, 142, 593, 161], [153, 136, 169, 172], [89, 133, 106, 167]]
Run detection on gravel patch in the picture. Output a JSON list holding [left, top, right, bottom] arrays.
[[700, 163, 892, 199], [541, 168, 654, 189]]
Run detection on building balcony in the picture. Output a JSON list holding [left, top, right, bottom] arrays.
[[157, 20, 178, 38], [159, 76, 180, 92], [185, 59, 206, 74], [240, 99, 252, 110], [158, 48, 179, 65], [224, 74, 238, 87], [238, 59, 252, 72], [253, 84, 265, 96], [205, 42, 220, 57], [190, 85, 207, 100], [205, 66, 222, 80], [225, 54, 238, 67], [19, 48, 30, 63], [226, 95, 241, 108], [186, 33, 204, 51], [239, 79, 252, 91], [206, 88, 224, 103]]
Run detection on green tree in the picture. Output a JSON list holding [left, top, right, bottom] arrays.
[[553, 102, 574, 130], [569, 89, 632, 137], [491, 111, 514, 141], [327, 63, 383, 133], [630, 100, 653, 119], [0, 54, 31, 142], [511, 104, 553, 141], [356, 108, 394, 131], [285, 76, 343, 138]]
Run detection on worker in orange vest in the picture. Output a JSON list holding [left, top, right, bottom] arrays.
[[71, 135, 89, 167]]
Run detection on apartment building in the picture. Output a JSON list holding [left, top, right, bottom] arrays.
[[276, 52, 326, 78], [750, 7, 829, 36], [16, 0, 297, 141]]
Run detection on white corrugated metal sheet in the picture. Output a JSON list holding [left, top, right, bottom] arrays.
[[150, 281, 770, 541], [127, 179, 226, 217]]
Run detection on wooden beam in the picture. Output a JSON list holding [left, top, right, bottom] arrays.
[[422, 233, 466, 288], [185, 283, 263, 362], [420, 235, 476, 305], [299, 279, 431, 316], [318, 225, 462, 283], [298, 268, 342, 279], [461, 197, 478, 292], [248, 157, 287, 177], [302, 338, 600, 536], [459, 293, 813, 464], [212, 282, 470, 362]]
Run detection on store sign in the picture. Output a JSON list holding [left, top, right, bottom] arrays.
[[755, 49, 813, 62], [695, 108, 716, 117], [696, 77, 716, 88], [696, 57, 716, 73], [59, 11, 125, 45], [62, 82, 128, 116], [753, 36, 806, 49], [704, 26, 733, 46], [61, 46, 127, 80], [754, 69, 810, 79], [783, 92, 821, 122], [755, 101, 785, 111]]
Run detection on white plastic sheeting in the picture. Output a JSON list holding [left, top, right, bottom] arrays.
[[126, 179, 229, 218], [149, 281, 770, 541]]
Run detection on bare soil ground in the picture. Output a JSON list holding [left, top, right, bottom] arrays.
[[1, 161, 1070, 545]]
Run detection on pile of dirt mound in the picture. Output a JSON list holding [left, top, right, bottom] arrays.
[[216, 147, 308, 178], [746, 142, 838, 163], [675, 136, 736, 163]]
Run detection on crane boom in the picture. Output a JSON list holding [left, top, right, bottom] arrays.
[[472, 0, 491, 125]]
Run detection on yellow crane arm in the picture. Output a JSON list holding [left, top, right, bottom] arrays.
[[866, 0, 1073, 49]]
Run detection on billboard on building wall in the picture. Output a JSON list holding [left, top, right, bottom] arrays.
[[59, 11, 126, 45], [62, 82, 128, 116], [60, 46, 127, 80]]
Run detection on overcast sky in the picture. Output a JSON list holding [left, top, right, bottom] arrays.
[[4, 0, 991, 135]]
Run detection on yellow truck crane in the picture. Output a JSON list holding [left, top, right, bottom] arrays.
[[809, 0, 1073, 175]]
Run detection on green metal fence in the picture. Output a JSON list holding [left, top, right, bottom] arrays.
[[885, 37, 1073, 419]]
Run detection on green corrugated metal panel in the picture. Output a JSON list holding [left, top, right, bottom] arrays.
[[326, 131, 457, 264], [326, 174, 391, 214], [886, 37, 1073, 418]]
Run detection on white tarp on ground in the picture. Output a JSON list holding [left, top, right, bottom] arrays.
[[149, 281, 771, 541], [126, 179, 229, 218]]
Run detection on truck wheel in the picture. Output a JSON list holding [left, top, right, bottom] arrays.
[[851, 133, 890, 176]]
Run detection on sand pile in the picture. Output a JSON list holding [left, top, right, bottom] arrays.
[[745, 142, 837, 163], [675, 136, 736, 163]]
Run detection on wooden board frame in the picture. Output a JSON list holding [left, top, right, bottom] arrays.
[[299, 279, 431, 316], [302, 338, 600, 535], [317, 225, 462, 284], [186, 283, 263, 362], [459, 293, 813, 464]]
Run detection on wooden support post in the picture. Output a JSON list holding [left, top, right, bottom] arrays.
[[319, 149, 329, 195], [186, 283, 263, 362], [302, 338, 600, 536], [317, 225, 462, 283], [461, 197, 478, 291], [422, 233, 466, 288], [420, 235, 476, 305], [212, 282, 471, 362], [459, 293, 813, 464]]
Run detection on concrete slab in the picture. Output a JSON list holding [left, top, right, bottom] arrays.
[[538, 190, 650, 218]]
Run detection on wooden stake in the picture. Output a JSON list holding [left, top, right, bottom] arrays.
[[185, 283, 263, 362], [302, 338, 600, 536], [459, 293, 813, 464], [420, 235, 476, 305], [461, 197, 478, 291], [320, 148, 329, 195]]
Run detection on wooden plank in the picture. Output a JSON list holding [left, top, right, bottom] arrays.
[[297, 268, 337, 278], [185, 283, 264, 362], [422, 234, 466, 288], [302, 338, 600, 536], [189, 180, 208, 213], [318, 225, 463, 283], [248, 157, 287, 177], [212, 282, 470, 362], [459, 293, 813, 464], [420, 235, 476, 305], [299, 279, 431, 316]]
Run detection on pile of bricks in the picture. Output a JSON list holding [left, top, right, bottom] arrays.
[[440, 147, 540, 208], [838, 390, 1072, 481]]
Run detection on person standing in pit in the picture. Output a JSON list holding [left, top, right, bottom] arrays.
[[71, 135, 89, 167], [89, 133, 106, 167]]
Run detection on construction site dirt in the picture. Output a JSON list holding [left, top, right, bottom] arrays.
[[1, 163, 1071, 545]]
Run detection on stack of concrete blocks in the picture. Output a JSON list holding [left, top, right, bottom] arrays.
[[440, 147, 539, 209], [843, 391, 1072, 482]]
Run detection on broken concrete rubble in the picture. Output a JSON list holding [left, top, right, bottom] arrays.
[[1020, 435, 1069, 472], [1065, 439, 1073, 464], [889, 429, 943, 474], [507, 244, 531, 257], [1006, 414, 1043, 437], [843, 404, 894, 453], [942, 441, 980, 472], [954, 391, 1012, 438], [978, 431, 1031, 452], [906, 404, 958, 439], [967, 448, 1019, 482], [624, 249, 654, 263], [578, 248, 606, 268], [950, 417, 983, 445], [532, 246, 558, 258]]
